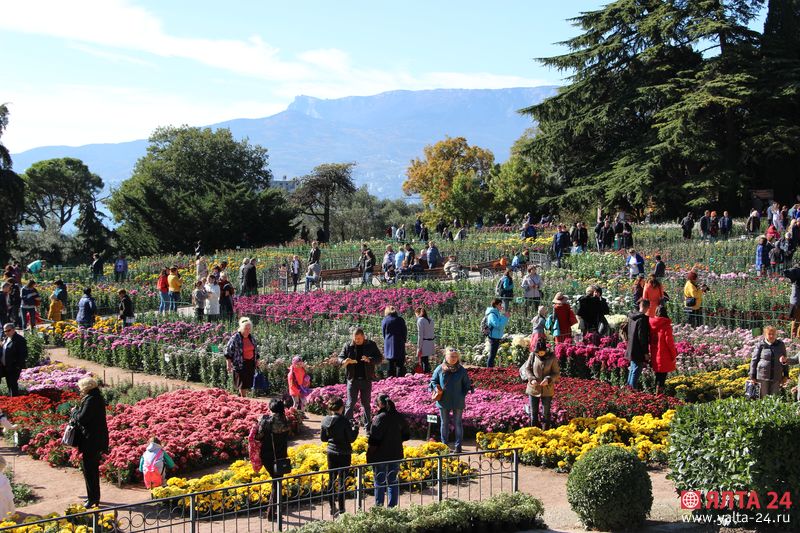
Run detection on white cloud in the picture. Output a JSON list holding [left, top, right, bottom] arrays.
[[3, 83, 285, 152]]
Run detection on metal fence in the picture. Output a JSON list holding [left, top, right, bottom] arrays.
[[3, 449, 520, 533]]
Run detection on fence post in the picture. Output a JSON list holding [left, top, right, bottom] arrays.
[[276, 479, 284, 532], [356, 466, 364, 511], [512, 449, 519, 493], [92, 510, 98, 533], [189, 493, 197, 533], [436, 455, 443, 502]]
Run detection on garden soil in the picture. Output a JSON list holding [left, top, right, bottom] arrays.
[[2, 347, 690, 532]]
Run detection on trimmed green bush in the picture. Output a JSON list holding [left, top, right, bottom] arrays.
[[287, 492, 545, 532], [668, 397, 800, 522], [566, 444, 653, 530]]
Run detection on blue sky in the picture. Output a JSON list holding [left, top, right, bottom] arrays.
[[2, 0, 766, 152]]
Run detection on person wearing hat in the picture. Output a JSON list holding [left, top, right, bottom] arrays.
[[1, 323, 27, 396], [0, 455, 14, 518], [72, 377, 109, 507], [522, 339, 560, 429], [75, 288, 97, 329], [367, 394, 410, 507], [225, 317, 260, 397], [549, 293, 577, 344], [288, 356, 311, 415]]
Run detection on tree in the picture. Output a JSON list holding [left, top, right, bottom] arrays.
[[291, 163, 356, 242], [0, 103, 25, 263], [21, 158, 103, 231], [74, 198, 114, 258], [403, 137, 494, 222], [108, 126, 296, 254], [439, 171, 492, 225], [489, 132, 554, 218]]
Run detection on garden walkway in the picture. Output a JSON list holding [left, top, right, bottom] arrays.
[[2, 347, 687, 532]]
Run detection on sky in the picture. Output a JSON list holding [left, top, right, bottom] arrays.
[[2, 0, 766, 153]]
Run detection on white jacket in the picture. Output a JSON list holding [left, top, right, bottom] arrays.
[[204, 283, 221, 315]]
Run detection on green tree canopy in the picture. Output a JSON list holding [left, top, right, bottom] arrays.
[[21, 157, 104, 231], [291, 162, 356, 242], [403, 136, 494, 223], [0, 103, 25, 263], [109, 126, 296, 254]]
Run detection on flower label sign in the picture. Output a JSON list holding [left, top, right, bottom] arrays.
[[426, 414, 438, 441]]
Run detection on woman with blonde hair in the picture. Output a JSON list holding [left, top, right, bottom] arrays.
[[72, 377, 109, 507], [224, 317, 259, 397], [382, 305, 407, 377], [415, 307, 434, 373]]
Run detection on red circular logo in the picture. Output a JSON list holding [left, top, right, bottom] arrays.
[[681, 491, 702, 510]]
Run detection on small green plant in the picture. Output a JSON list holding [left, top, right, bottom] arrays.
[[102, 380, 172, 406], [7, 470, 38, 506], [566, 445, 653, 531]]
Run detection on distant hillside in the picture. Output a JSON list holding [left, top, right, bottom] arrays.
[[12, 86, 558, 198]]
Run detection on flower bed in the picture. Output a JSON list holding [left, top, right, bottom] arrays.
[[19, 361, 95, 392], [234, 287, 455, 321], [22, 388, 302, 484], [308, 371, 680, 435], [477, 411, 674, 470], [0, 504, 118, 532], [152, 439, 472, 514]]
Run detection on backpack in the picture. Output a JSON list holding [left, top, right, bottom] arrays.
[[480, 314, 491, 337], [143, 449, 164, 489], [248, 421, 263, 473]]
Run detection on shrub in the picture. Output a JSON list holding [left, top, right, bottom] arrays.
[[668, 397, 800, 522], [566, 445, 653, 530]]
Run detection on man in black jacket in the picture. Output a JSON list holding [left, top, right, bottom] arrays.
[[625, 300, 650, 390], [1, 323, 27, 396], [680, 212, 694, 240], [367, 394, 410, 508], [699, 210, 711, 240], [576, 287, 602, 334], [338, 328, 383, 428], [308, 241, 322, 266]]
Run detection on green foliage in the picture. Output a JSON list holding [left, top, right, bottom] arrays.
[[21, 158, 103, 232], [668, 396, 800, 522], [6, 470, 38, 506], [523, 0, 800, 217], [109, 126, 296, 254], [102, 380, 171, 406], [74, 198, 114, 259], [287, 492, 546, 532], [566, 444, 653, 530], [292, 163, 357, 243], [0, 103, 25, 264]]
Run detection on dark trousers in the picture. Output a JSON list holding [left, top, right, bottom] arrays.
[[9, 307, 21, 329], [529, 395, 552, 428], [81, 449, 102, 504], [327, 453, 351, 513], [487, 338, 501, 368], [344, 379, 372, 427], [685, 308, 703, 327], [655, 372, 668, 388], [387, 359, 405, 377], [291, 273, 299, 292], [3, 368, 21, 396], [194, 308, 204, 320], [114, 271, 126, 282], [419, 357, 430, 373]]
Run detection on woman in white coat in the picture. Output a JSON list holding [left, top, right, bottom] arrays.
[[204, 275, 221, 321], [415, 307, 435, 373]]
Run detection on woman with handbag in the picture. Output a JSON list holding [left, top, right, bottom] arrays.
[[224, 317, 259, 397], [71, 377, 109, 508], [429, 348, 473, 453], [683, 271, 706, 327], [256, 399, 291, 520], [522, 339, 560, 429], [367, 394, 410, 508], [320, 396, 359, 517]]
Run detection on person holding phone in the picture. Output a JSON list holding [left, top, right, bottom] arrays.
[[338, 328, 383, 429]]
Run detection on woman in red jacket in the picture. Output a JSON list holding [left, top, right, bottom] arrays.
[[157, 268, 169, 315], [648, 305, 677, 394]]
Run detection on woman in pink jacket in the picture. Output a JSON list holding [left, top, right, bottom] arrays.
[[287, 356, 311, 415]]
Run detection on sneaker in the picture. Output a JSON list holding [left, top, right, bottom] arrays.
[[455, 445, 462, 454]]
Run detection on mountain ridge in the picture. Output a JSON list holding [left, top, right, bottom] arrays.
[[11, 86, 558, 197]]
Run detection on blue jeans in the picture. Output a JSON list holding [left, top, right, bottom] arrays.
[[439, 407, 464, 448], [627, 360, 642, 389], [168, 291, 179, 312], [362, 271, 372, 285], [373, 462, 399, 507], [159, 292, 168, 313], [487, 338, 500, 368]]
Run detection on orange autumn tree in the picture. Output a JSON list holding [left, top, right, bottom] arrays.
[[403, 137, 494, 223]]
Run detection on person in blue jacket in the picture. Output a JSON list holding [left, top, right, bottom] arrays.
[[381, 306, 407, 377], [484, 298, 509, 368], [429, 348, 473, 453], [755, 236, 772, 276]]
